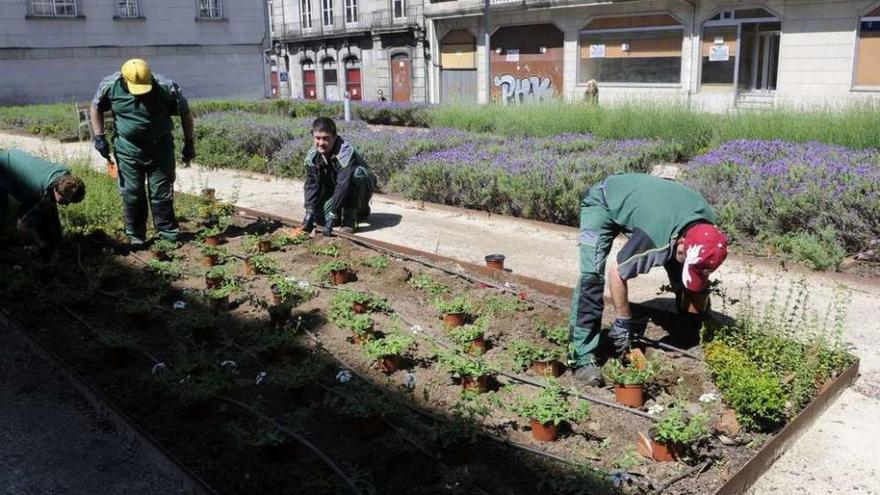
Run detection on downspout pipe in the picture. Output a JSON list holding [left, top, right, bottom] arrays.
[[261, 0, 273, 98]]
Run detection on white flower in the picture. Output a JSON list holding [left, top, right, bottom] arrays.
[[220, 360, 237, 370], [285, 276, 297, 282], [648, 404, 666, 415], [699, 393, 718, 403], [336, 369, 352, 384], [151, 362, 167, 375], [255, 371, 267, 385], [297, 281, 311, 289], [410, 325, 422, 335], [403, 372, 417, 389], [172, 300, 186, 310]]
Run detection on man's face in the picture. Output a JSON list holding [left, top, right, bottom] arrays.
[[313, 131, 336, 155]]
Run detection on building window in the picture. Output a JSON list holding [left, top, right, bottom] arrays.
[[322, 0, 333, 27], [198, 0, 222, 19], [855, 7, 880, 86], [29, 0, 78, 17], [115, 0, 139, 18], [578, 15, 683, 84], [344, 0, 357, 24], [303, 59, 317, 99], [700, 26, 738, 91], [300, 0, 312, 28], [323, 58, 340, 100], [393, 0, 405, 19], [345, 57, 362, 100]]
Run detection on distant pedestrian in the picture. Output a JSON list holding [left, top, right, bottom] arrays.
[[295, 117, 376, 236], [90, 58, 195, 248], [584, 79, 599, 105], [0, 148, 85, 256], [377, 89, 388, 102]]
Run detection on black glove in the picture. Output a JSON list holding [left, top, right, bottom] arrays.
[[322, 214, 335, 236], [94, 135, 111, 160], [302, 212, 315, 233], [181, 139, 195, 165], [608, 317, 647, 356]]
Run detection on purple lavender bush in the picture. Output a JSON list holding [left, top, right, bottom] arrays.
[[682, 140, 880, 269], [193, 112, 306, 173], [389, 135, 677, 225]]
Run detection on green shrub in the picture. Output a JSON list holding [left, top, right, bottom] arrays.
[[766, 227, 847, 271]]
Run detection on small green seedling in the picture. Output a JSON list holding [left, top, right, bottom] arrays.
[[507, 379, 590, 426], [409, 273, 449, 295]]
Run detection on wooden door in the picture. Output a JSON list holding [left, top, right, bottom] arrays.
[[346, 68, 362, 100], [303, 70, 317, 99], [391, 53, 411, 102]]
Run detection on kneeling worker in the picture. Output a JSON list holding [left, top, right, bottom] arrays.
[[0, 148, 86, 254], [297, 117, 376, 235], [570, 173, 729, 386]]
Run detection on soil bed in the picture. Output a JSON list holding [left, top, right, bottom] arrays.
[[0, 208, 851, 495]]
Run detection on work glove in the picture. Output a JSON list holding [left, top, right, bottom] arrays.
[[608, 317, 647, 356], [181, 139, 196, 165], [93, 135, 111, 160], [301, 212, 315, 233], [322, 213, 336, 237]]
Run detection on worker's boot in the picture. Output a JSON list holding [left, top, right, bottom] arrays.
[[572, 363, 604, 388], [340, 208, 358, 234]]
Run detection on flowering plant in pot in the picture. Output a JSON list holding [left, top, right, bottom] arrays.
[[146, 259, 182, 281], [268, 275, 315, 306], [271, 230, 309, 249], [268, 358, 327, 405], [160, 361, 233, 419], [199, 243, 227, 267], [643, 403, 709, 462], [448, 317, 489, 356], [242, 233, 274, 254], [246, 253, 278, 275], [206, 280, 239, 311], [329, 383, 395, 439], [433, 296, 473, 329], [197, 217, 230, 246], [330, 289, 390, 317], [178, 311, 221, 344], [115, 299, 154, 323], [97, 330, 137, 368], [602, 358, 660, 408], [435, 348, 493, 393], [509, 340, 565, 377], [507, 380, 590, 442], [363, 331, 415, 374], [432, 396, 489, 465]]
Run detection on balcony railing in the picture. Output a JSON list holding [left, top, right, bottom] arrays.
[[279, 6, 423, 40]]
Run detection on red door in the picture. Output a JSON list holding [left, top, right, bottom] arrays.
[[346, 68, 362, 100], [303, 70, 317, 100], [390, 53, 411, 102]]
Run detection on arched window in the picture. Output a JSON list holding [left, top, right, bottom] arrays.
[[344, 56, 362, 100], [855, 5, 880, 87], [302, 58, 317, 100]]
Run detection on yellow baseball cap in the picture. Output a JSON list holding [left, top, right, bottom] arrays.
[[121, 58, 153, 95]]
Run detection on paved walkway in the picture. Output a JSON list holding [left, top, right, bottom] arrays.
[[3, 131, 879, 494]]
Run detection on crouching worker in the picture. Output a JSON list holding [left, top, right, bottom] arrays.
[[296, 117, 376, 236], [0, 149, 86, 256], [569, 173, 728, 387]]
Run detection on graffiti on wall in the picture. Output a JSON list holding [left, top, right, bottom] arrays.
[[492, 74, 555, 104]]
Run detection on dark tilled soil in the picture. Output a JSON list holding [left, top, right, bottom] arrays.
[[0, 214, 770, 495]]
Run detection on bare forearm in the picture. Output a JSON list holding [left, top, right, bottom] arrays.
[[90, 107, 105, 136], [608, 262, 632, 318]]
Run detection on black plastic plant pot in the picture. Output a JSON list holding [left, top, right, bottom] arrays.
[[484, 254, 506, 270]]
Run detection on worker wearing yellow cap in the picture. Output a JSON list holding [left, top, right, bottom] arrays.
[[89, 58, 195, 247]]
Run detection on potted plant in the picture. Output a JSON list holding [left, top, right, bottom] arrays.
[[508, 380, 590, 442], [197, 217, 230, 246], [205, 266, 227, 289], [146, 259, 182, 281], [246, 254, 278, 275], [433, 396, 488, 465], [269, 275, 315, 306], [435, 348, 493, 393], [434, 296, 472, 329], [311, 243, 340, 257], [330, 384, 393, 439], [602, 358, 660, 408], [643, 403, 709, 462], [201, 187, 216, 201], [509, 340, 565, 377], [199, 243, 227, 267], [97, 330, 137, 368], [535, 321, 569, 346], [207, 281, 238, 311], [164, 365, 232, 420], [179, 311, 220, 344], [315, 260, 353, 285], [267, 302, 292, 327], [242, 234, 274, 254], [149, 239, 178, 261], [364, 331, 415, 374], [348, 315, 376, 344], [269, 359, 327, 405], [115, 299, 153, 323], [330, 289, 391, 317], [449, 317, 489, 356], [271, 231, 309, 249]]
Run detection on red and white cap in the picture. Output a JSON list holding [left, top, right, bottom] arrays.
[[681, 224, 729, 292]]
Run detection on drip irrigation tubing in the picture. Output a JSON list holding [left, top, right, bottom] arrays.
[[648, 461, 709, 495], [218, 396, 364, 495]]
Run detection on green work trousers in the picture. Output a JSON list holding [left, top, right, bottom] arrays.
[[568, 181, 620, 368], [315, 165, 375, 228], [115, 135, 178, 243]]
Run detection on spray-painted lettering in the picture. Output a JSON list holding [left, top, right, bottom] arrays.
[[492, 74, 554, 104]]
